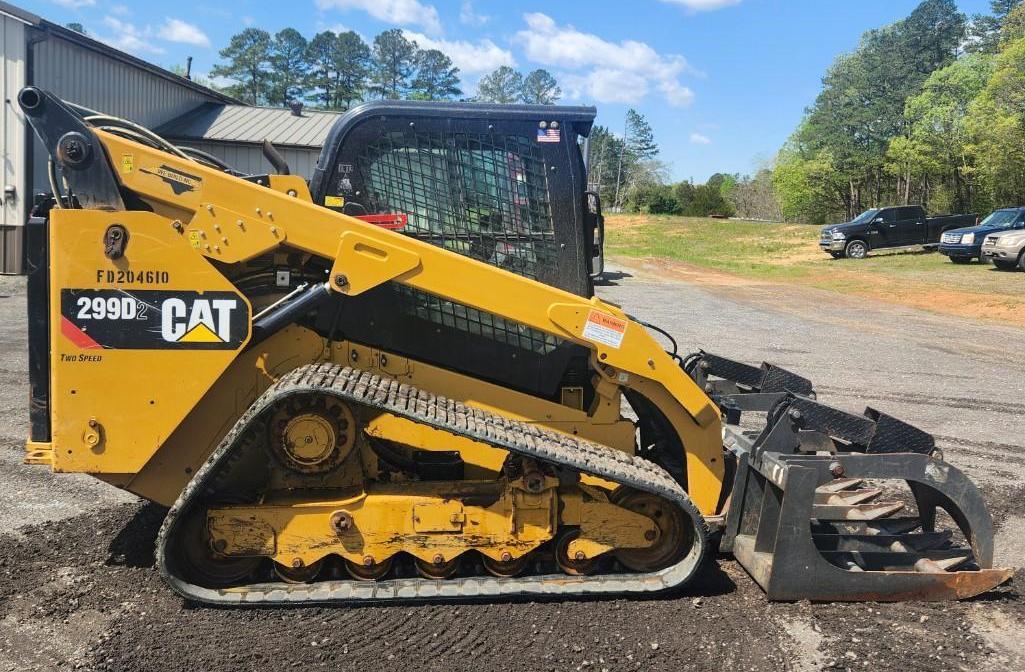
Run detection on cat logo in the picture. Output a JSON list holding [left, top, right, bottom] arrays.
[[60, 289, 249, 351], [161, 297, 239, 344]]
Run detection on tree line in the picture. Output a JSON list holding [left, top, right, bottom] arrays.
[[590, 110, 773, 219], [774, 0, 1025, 223], [207, 27, 561, 108]]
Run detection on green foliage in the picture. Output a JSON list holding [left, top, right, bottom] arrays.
[[966, 36, 1025, 205], [476, 66, 523, 103], [774, 0, 983, 222], [369, 29, 417, 99], [267, 28, 308, 106], [211, 29, 273, 105], [411, 49, 461, 100], [625, 109, 658, 160], [967, 0, 1024, 53], [211, 28, 562, 111], [65, 22, 85, 34], [521, 70, 561, 105], [304, 31, 371, 109]]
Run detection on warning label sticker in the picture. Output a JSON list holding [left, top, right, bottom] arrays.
[[582, 310, 628, 349]]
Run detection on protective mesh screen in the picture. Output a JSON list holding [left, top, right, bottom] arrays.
[[356, 130, 558, 278], [352, 130, 562, 355]]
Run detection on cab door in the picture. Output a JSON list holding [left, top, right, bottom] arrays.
[[896, 206, 925, 245], [871, 209, 898, 247]]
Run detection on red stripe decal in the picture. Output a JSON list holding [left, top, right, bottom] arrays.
[[60, 316, 103, 350]]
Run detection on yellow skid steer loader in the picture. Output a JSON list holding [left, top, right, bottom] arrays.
[[19, 87, 1011, 605]]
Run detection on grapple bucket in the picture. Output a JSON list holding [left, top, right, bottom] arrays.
[[686, 352, 1013, 602]]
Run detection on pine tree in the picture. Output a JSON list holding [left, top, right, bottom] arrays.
[[334, 31, 372, 108], [268, 28, 309, 106], [521, 69, 561, 105], [211, 28, 273, 105], [410, 49, 462, 100], [476, 66, 522, 103], [305, 31, 339, 108], [967, 0, 1023, 53], [625, 109, 658, 160], [369, 29, 418, 100]]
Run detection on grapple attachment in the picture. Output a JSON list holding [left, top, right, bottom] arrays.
[[687, 352, 1013, 602]]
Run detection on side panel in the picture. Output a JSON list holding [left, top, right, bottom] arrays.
[[48, 209, 251, 474], [1, 13, 27, 272]]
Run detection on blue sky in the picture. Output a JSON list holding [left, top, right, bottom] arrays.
[[21, 0, 993, 182]]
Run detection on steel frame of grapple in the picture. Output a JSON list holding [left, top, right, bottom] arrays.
[[686, 351, 1012, 602]]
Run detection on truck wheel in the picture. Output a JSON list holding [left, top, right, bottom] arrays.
[[950, 256, 972, 264], [1019, 252, 1025, 272], [844, 240, 869, 259], [993, 260, 1018, 271]]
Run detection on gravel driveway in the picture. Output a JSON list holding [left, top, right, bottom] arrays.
[[1, 262, 1021, 672]]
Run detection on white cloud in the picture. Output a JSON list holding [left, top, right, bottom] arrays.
[[402, 31, 514, 74], [109, 4, 129, 15], [459, 0, 488, 26], [315, 0, 442, 34], [660, 0, 741, 11], [50, 0, 96, 8], [689, 132, 712, 145], [157, 18, 211, 47], [98, 16, 165, 55], [514, 13, 696, 107]]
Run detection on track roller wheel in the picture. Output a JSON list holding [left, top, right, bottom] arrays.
[[415, 555, 460, 580], [555, 528, 598, 576], [344, 556, 394, 581], [481, 552, 530, 578], [273, 558, 325, 584], [611, 488, 692, 572], [178, 510, 261, 587]]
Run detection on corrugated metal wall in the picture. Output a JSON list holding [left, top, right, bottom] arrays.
[[1, 12, 27, 273], [177, 140, 322, 180], [28, 34, 218, 200]]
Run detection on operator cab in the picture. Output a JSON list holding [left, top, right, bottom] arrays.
[[307, 101, 604, 402], [309, 100, 603, 296]]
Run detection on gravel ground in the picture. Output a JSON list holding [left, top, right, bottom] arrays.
[[1, 262, 1022, 672]]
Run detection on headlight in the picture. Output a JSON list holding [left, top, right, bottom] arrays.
[[961, 233, 974, 245], [831, 231, 846, 240], [999, 237, 1021, 247]]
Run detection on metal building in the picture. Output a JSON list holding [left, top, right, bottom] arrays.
[[0, 1, 235, 273], [157, 103, 340, 179]]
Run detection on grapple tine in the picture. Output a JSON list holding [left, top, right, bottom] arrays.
[[814, 488, 883, 505], [815, 477, 864, 493], [813, 501, 905, 520]]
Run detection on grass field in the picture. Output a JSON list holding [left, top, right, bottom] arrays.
[[605, 214, 1025, 326]]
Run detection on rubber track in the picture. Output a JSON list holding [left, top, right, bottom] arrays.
[[156, 362, 710, 605]]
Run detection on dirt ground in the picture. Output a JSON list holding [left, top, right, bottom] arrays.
[[1, 263, 1023, 672]]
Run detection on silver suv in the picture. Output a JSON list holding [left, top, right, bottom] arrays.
[[981, 229, 1025, 270]]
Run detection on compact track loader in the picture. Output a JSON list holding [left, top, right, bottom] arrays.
[[19, 87, 1011, 605]]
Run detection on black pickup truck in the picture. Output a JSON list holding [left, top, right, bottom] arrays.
[[819, 205, 977, 259]]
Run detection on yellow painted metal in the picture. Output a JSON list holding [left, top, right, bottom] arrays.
[[208, 477, 658, 568], [125, 325, 324, 505], [365, 413, 508, 478], [47, 209, 250, 475], [209, 478, 560, 567], [47, 129, 727, 516]]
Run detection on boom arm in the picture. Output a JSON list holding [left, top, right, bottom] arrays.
[[21, 88, 725, 514]]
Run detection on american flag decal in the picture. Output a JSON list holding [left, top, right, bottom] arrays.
[[537, 127, 561, 143]]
